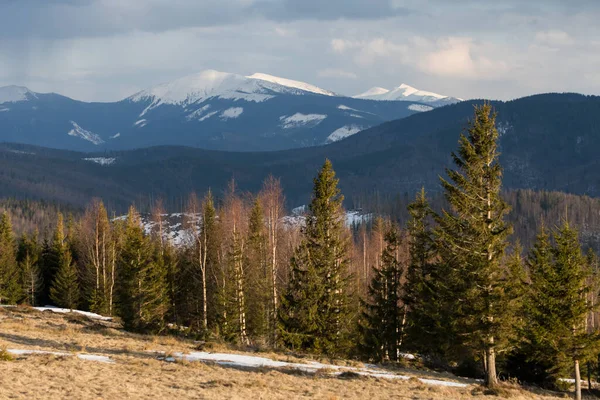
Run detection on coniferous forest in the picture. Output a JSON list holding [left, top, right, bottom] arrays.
[[2, 105, 600, 399]]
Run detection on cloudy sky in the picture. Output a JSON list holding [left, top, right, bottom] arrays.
[[0, 0, 597, 102]]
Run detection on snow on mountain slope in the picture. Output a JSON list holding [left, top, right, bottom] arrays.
[[83, 157, 116, 166], [408, 104, 434, 112], [353, 87, 390, 99], [220, 107, 244, 120], [247, 73, 336, 96], [130, 70, 337, 118], [280, 113, 327, 129], [0, 85, 37, 104], [67, 121, 104, 145], [353, 83, 460, 104], [327, 125, 363, 142]]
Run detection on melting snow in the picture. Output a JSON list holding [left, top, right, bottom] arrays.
[[83, 157, 116, 166], [8, 349, 114, 363], [327, 125, 363, 143], [158, 351, 467, 387], [220, 107, 244, 120], [280, 113, 327, 129], [34, 306, 113, 321], [408, 104, 434, 112], [67, 121, 104, 145]]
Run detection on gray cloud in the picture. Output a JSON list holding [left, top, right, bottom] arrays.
[[0, 0, 598, 102]]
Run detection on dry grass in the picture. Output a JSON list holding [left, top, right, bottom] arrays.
[[0, 307, 585, 399]]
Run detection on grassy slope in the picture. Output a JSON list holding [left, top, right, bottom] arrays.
[[0, 307, 578, 400]]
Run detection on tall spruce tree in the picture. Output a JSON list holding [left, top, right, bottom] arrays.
[[246, 198, 270, 340], [523, 222, 600, 400], [118, 207, 168, 333], [434, 104, 516, 387], [0, 212, 20, 304], [403, 188, 449, 357], [280, 159, 353, 356], [360, 223, 404, 362]]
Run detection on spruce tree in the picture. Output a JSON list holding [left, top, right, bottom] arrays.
[[0, 212, 20, 304], [280, 159, 353, 356], [49, 249, 80, 310], [360, 223, 404, 362], [403, 188, 449, 358], [434, 104, 516, 386], [118, 207, 168, 333], [246, 198, 270, 340], [523, 223, 600, 400], [17, 233, 42, 306]]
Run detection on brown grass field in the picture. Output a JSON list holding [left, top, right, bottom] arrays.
[[0, 306, 588, 399]]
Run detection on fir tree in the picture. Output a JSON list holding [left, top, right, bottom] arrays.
[[280, 159, 353, 356], [49, 249, 80, 310], [523, 223, 600, 400], [0, 212, 20, 304], [360, 223, 404, 362], [434, 104, 516, 386]]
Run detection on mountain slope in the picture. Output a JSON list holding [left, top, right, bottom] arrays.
[[1, 93, 592, 210], [0, 71, 454, 152]]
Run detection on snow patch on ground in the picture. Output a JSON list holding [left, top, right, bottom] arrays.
[[134, 119, 147, 128], [110, 133, 121, 139], [34, 306, 113, 321], [83, 157, 116, 166], [67, 121, 104, 145], [408, 104, 434, 112], [279, 113, 327, 129], [8, 349, 114, 363], [220, 107, 244, 120], [326, 125, 363, 143], [158, 351, 467, 387]]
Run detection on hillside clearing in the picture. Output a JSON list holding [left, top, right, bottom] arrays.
[[0, 307, 581, 399]]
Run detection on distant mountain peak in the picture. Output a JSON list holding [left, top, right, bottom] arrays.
[[0, 85, 37, 104], [353, 83, 460, 104], [247, 73, 336, 97]]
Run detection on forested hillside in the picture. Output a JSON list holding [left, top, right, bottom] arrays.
[[2, 93, 600, 210], [1, 106, 600, 399]]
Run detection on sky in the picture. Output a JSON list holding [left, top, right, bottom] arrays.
[[0, 0, 598, 102]]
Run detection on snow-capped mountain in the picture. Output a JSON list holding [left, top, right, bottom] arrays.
[[0, 70, 460, 152], [354, 83, 461, 106], [0, 85, 38, 104]]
